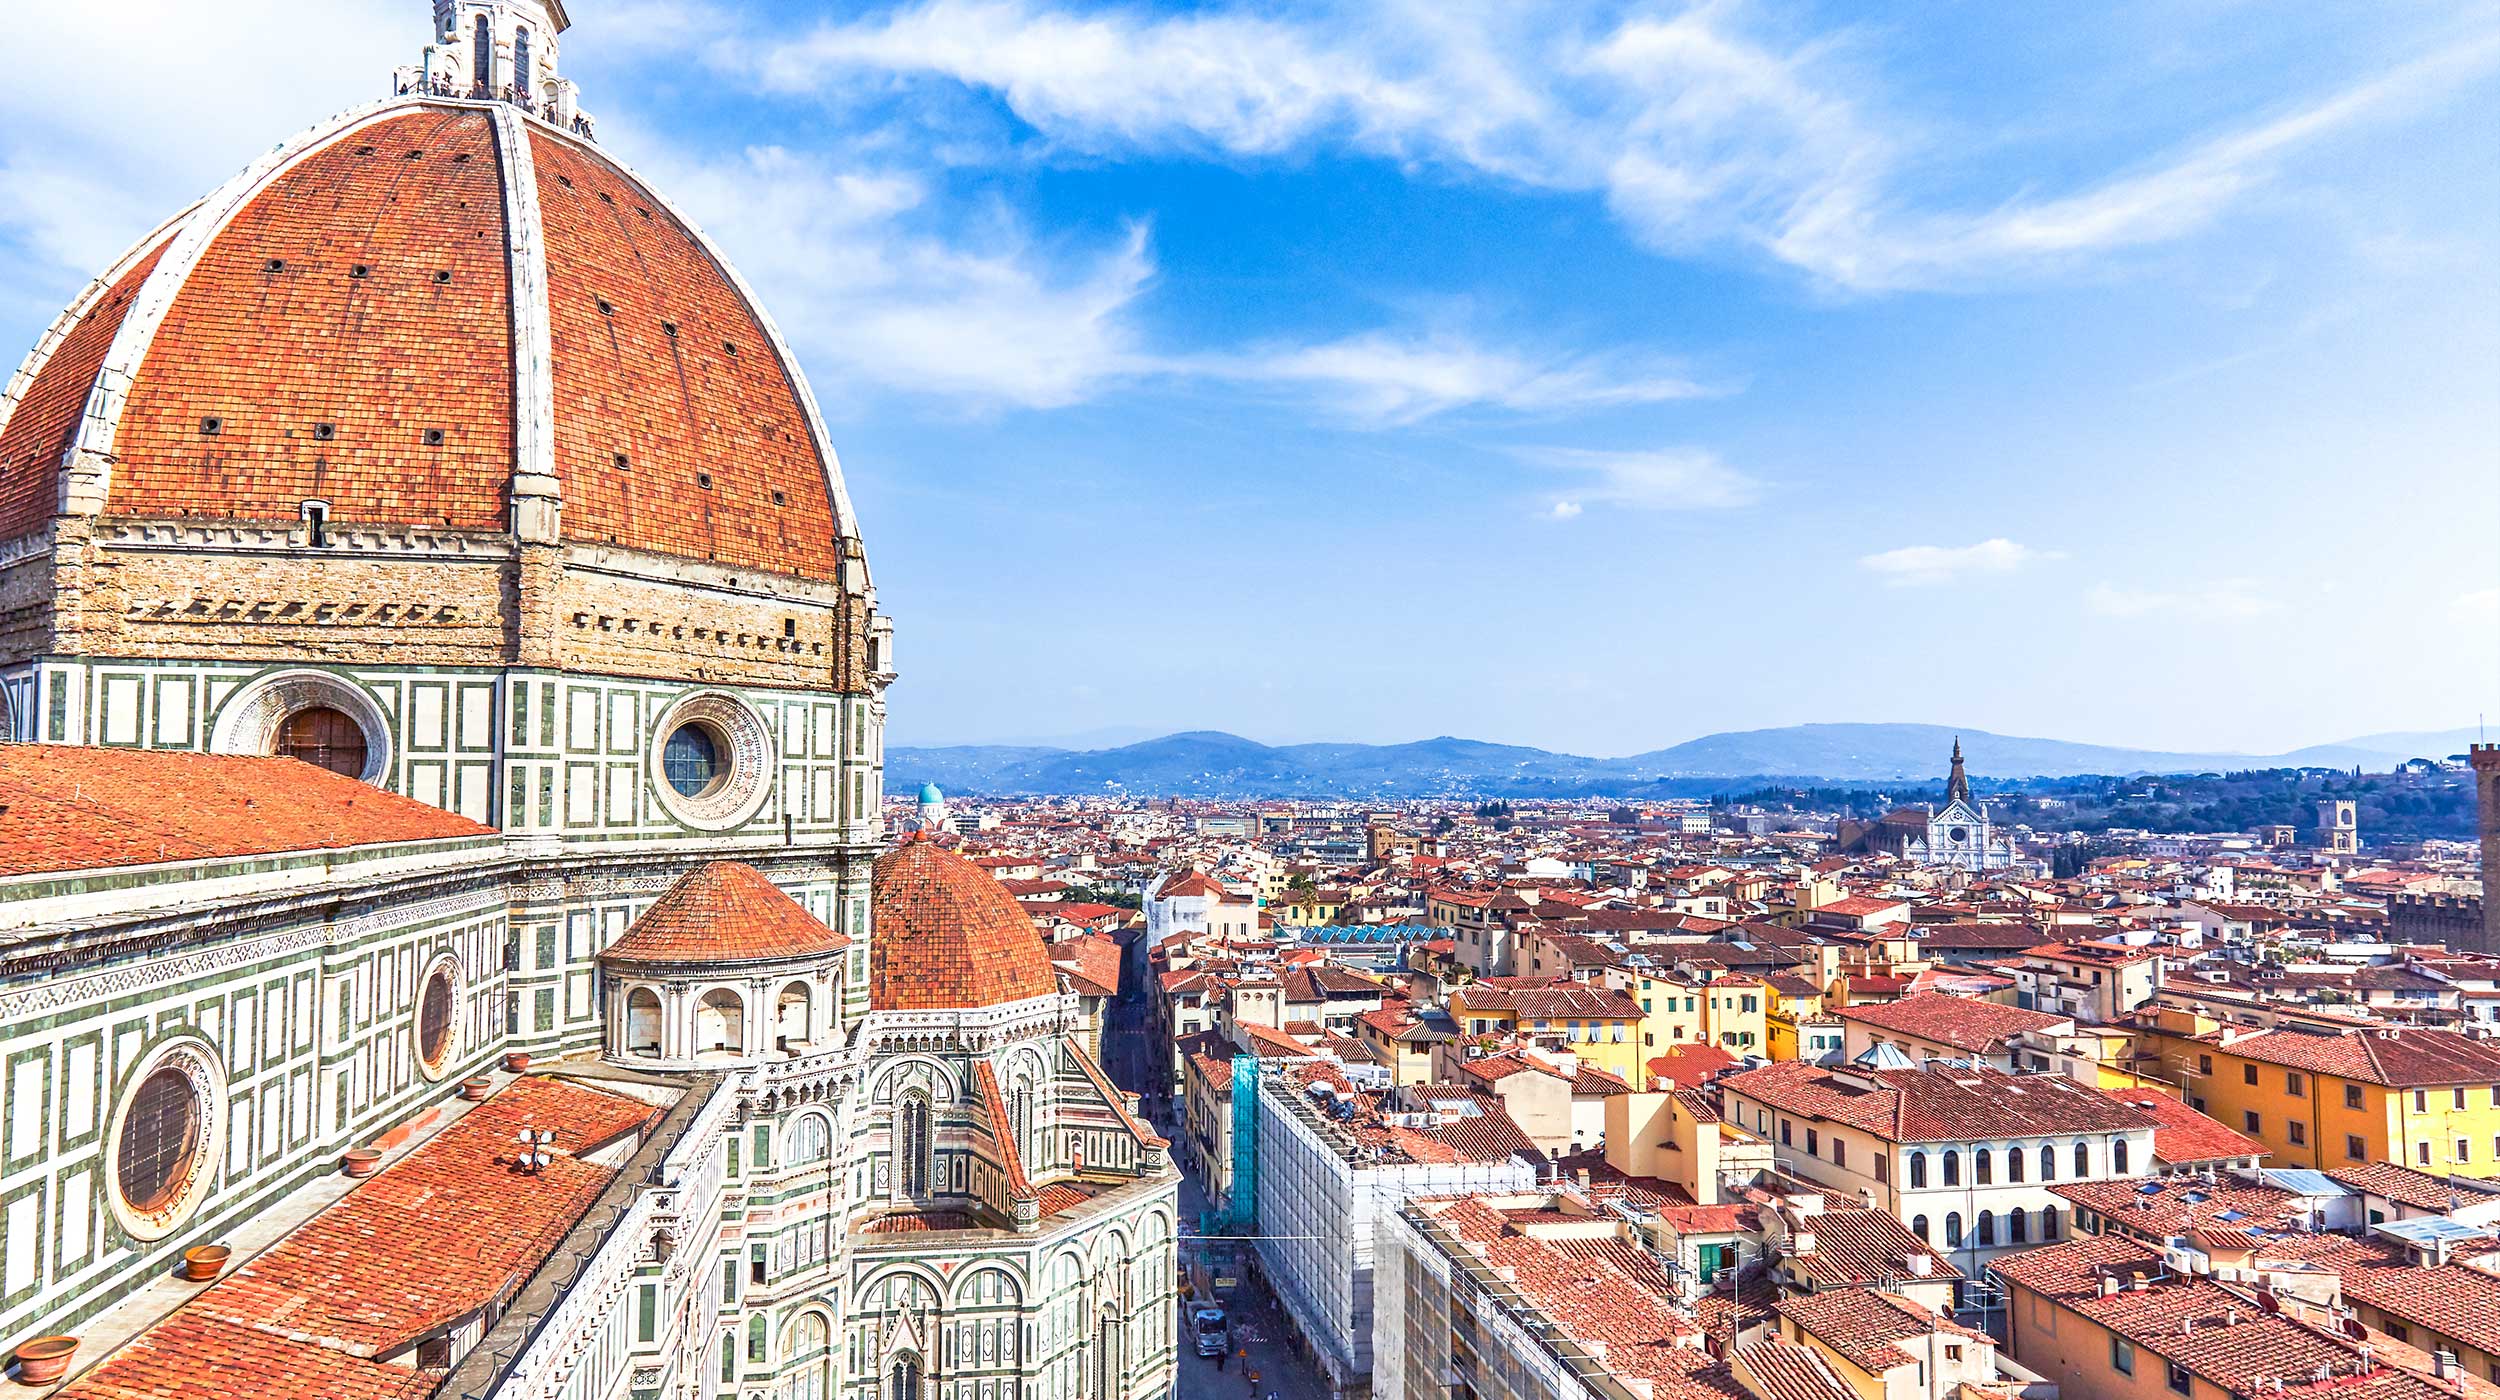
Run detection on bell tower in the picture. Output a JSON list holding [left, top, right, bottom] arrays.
[[2474, 745, 2500, 954]]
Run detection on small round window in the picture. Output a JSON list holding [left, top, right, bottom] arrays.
[[664, 723, 726, 798], [417, 964, 458, 1074], [118, 1066, 204, 1215], [276, 705, 369, 778], [1948, 826, 1970, 843]]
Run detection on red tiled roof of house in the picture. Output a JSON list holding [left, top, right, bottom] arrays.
[[1773, 1289, 1985, 1372], [61, 1078, 655, 1400], [1836, 993, 2070, 1053], [873, 837, 1061, 1010], [2213, 1026, 2500, 1086], [1049, 933, 1123, 997], [1721, 1059, 2157, 1143], [2099, 1087, 2265, 1165], [1786, 1208, 1963, 1289], [2323, 1160, 2496, 1212], [601, 861, 850, 965], [0, 747, 493, 877], [1731, 1339, 1863, 1400], [1647, 1042, 1740, 1086]]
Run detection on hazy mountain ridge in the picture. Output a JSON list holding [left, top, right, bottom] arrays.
[[888, 723, 2484, 798]]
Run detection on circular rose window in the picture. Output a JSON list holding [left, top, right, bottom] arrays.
[[108, 1038, 226, 1241], [648, 692, 775, 830], [415, 957, 461, 1079]]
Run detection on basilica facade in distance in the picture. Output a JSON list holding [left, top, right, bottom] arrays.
[[0, 3, 1178, 1398]]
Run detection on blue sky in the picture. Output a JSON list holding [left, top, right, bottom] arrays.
[[4, 0, 2495, 755]]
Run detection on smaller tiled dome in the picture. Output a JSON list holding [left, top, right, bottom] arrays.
[[872, 837, 1059, 1010], [602, 861, 850, 966]]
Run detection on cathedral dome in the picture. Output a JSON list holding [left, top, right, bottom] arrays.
[[602, 861, 851, 967], [0, 12, 860, 583], [871, 837, 1060, 1010]]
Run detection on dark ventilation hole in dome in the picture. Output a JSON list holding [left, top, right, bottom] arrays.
[[770, 489, 786, 506], [199, 417, 223, 437], [613, 452, 630, 471], [423, 428, 446, 446], [349, 264, 370, 279], [557, 174, 573, 188], [638, 206, 652, 219], [598, 191, 614, 204], [697, 472, 714, 490], [661, 321, 678, 338], [434, 270, 453, 284], [723, 341, 738, 357], [596, 298, 615, 316], [452, 152, 473, 163], [354, 145, 376, 156], [406, 149, 425, 160], [313, 422, 338, 442], [265, 258, 286, 272]]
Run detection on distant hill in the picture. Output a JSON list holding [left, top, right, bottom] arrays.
[[887, 722, 2481, 799]]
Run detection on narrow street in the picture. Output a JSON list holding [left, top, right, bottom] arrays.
[[1106, 933, 1333, 1400]]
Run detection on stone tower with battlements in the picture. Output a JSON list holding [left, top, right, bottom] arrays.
[[2475, 745, 2500, 954]]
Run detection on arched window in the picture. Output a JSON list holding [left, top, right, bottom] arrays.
[[2040, 1144, 2057, 1181], [786, 1314, 832, 1400], [1012, 1083, 1034, 1162], [2008, 1209, 2029, 1244], [2042, 1205, 2061, 1240], [471, 14, 492, 92], [625, 988, 662, 1056], [1976, 1211, 1996, 1247], [890, 1357, 922, 1400], [1909, 1151, 1927, 1188], [696, 988, 744, 1055], [2074, 1141, 2091, 1177], [747, 1313, 768, 1362], [786, 1112, 831, 1165], [2113, 1136, 2131, 1174], [2007, 1146, 2026, 1183], [777, 981, 812, 1051], [719, 1332, 735, 1384], [1912, 1214, 1930, 1242], [1095, 1315, 1121, 1400], [513, 24, 532, 91], [276, 706, 367, 778], [1944, 1212, 1963, 1248], [900, 1094, 932, 1197], [1975, 1148, 1993, 1185], [1942, 1149, 1961, 1186]]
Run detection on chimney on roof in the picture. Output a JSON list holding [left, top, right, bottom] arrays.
[[1906, 1254, 1933, 1277]]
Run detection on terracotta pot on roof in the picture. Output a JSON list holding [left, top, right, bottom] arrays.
[[13, 1335, 78, 1384], [341, 1148, 383, 1178], [504, 1052, 532, 1073], [180, 1245, 230, 1281], [459, 1077, 493, 1101]]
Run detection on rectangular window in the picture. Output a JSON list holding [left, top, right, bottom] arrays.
[[2419, 1141, 2433, 1165], [2416, 1089, 2429, 1112], [2199, 1055, 2213, 1075], [2288, 1121, 2306, 1146], [2388, 1323, 2411, 1344], [1806, 1128, 1820, 1157], [2459, 1088, 2471, 1110], [1781, 1120, 1792, 1146], [1834, 1138, 1847, 1168], [2168, 1361, 2193, 1396], [2460, 1139, 2472, 1163], [2243, 1065, 2258, 1086], [638, 1284, 657, 1343], [2346, 1085, 2364, 1110], [2112, 1338, 2136, 1376], [2287, 1073, 2304, 1097], [2244, 1110, 2261, 1133], [2347, 1135, 2366, 1160]]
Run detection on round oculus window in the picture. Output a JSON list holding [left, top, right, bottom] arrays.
[[647, 693, 775, 831], [417, 964, 458, 1074], [1949, 826, 1970, 843], [663, 723, 725, 798], [107, 1039, 224, 1241]]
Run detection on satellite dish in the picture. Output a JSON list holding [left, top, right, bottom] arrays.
[[2258, 1289, 2281, 1315], [2343, 1318, 2369, 1341]]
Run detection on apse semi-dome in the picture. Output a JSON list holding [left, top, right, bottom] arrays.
[[0, 4, 861, 587], [871, 837, 1062, 1010]]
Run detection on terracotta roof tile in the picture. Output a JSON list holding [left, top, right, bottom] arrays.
[[600, 860, 850, 965], [872, 838, 1060, 1009], [0, 746, 492, 877]]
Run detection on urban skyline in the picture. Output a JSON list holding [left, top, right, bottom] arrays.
[[3, 0, 2493, 757]]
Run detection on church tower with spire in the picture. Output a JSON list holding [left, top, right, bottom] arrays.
[[1911, 736, 2013, 871]]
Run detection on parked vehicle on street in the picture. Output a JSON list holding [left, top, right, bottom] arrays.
[[1193, 1307, 1229, 1358]]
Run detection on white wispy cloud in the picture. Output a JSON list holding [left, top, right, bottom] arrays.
[[1525, 446, 1762, 519], [712, 0, 2500, 291], [1859, 539, 2052, 587], [1180, 333, 1711, 427], [2085, 579, 2283, 621], [2453, 589, 2500, 626]]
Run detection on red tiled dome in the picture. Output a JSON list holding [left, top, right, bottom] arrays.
[[871, 838, 1060, 1010], [0, 98, 856, 580], [602, 862, 850, 966]]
